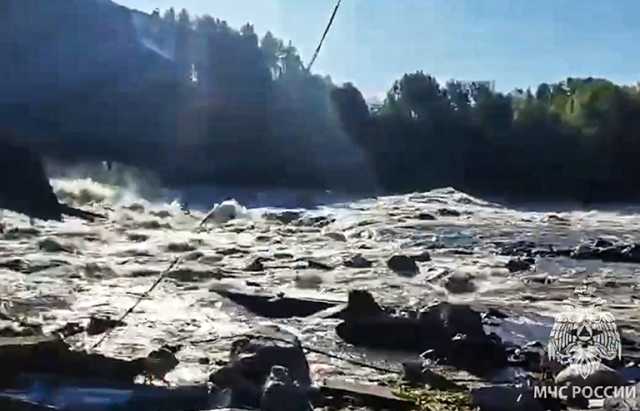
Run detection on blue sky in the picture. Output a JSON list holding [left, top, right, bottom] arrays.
[[116, 0, 640, 98]]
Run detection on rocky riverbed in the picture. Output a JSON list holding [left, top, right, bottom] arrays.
[[1, 183, 640, 410]]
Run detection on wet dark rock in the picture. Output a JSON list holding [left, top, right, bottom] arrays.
[[0, 335, 146, 386], [555, 363, 626, 407], [305, 258, 333, 271], [291, 215, 335, 228], [3, 227, 40, 240], [210, 327, 311, 409], [38, 238, 74, 253], [264, 211, 303, 225], [336, 316, 423, 351], [401, 361, 464, 390], [0, 258, 69, 274], [166, 242, 196, 253], [212, 288, 337, 318], [0, 140, 62, 221], [416, 212, 437, 221], [411, 250, 432, 262], [127, 233, 149, 242], [167, 267, 225, 282], [86, 316, 126, 336], [387, 255, 419, 276], [183, 250, 204, 261], [438, 208, 462, 217], [335, 290, 385, 321], [260, 365, 312, 411], [53, 322, 85, 338], [244, 257, 265, 272], [569, 240, 640, 264], [444, 272, 477, 294], [506, 257, 535, 273], [343, 254, 373, 268], [325, 232, 347, 242], [336, 297, 506, 373], [141, 345, 180, 383]]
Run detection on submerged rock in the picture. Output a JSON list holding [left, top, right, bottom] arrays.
[[444, 272, 477, 294], [343, 254, 373, 268], [506, 257, 535, 273], [244, 257, 265, 272], [387, 255, 419, 277], [438, 208, 462, 217]]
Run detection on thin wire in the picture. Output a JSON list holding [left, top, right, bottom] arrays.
[[91, 256, 184, 350], [306, 0, 342, 72]]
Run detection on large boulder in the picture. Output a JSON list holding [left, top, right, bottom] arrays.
[[210, 326, 312, 409], [0, 139, 62, 220]]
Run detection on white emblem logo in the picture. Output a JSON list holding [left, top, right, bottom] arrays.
[[548, 288, 621, 379]]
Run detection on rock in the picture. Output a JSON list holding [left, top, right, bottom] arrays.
[[264, 211, 302, 225], [336, 316, 423, 351], [212, 288, 337, 318], [124, 203, 146, 213], [184, 250, 205, 261], [387, 255, 419, 277], [411, 251, 432, 262], [555, 363, 626, 407], [444, 272, 477, 294], [0, 335, 146, 385], [401, 361, 464, 390], [416, 212, 437, 221], [86, 316, 126, 336], [167, 268, 225, 282], [506, 257, 535, 273], [244, 257, 265, 272], [38, 238, 73, 253], [305, 258, 333, 271], [0, 139, 63, 221], [419, 303, 507, 373], [199, 199, 248, 226], [3, 226, 40, 240], [141, 345, 181, 383], [166, 242, 196, 252], [438, 208, 462, 217], [127, 232, 149, 242], [260, 366, 312, 411], [344, 254, 373, 268], [295, 215, 335, 228], [325, 232, 347, 242], [150, 209, 172, 219], [210, 327, 311, 409], [336, 290, 385, 321]]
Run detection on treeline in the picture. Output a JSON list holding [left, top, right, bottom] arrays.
[[3, 1, 640, 202], [333, 74, 640, 202]]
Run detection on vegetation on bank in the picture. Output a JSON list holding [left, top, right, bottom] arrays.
[[2, 1, 640, 201]]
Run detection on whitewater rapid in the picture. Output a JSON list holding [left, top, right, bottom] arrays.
[[1, 178, 639, 387]]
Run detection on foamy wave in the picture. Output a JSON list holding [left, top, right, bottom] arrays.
[[52, 178, 120, 206]]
